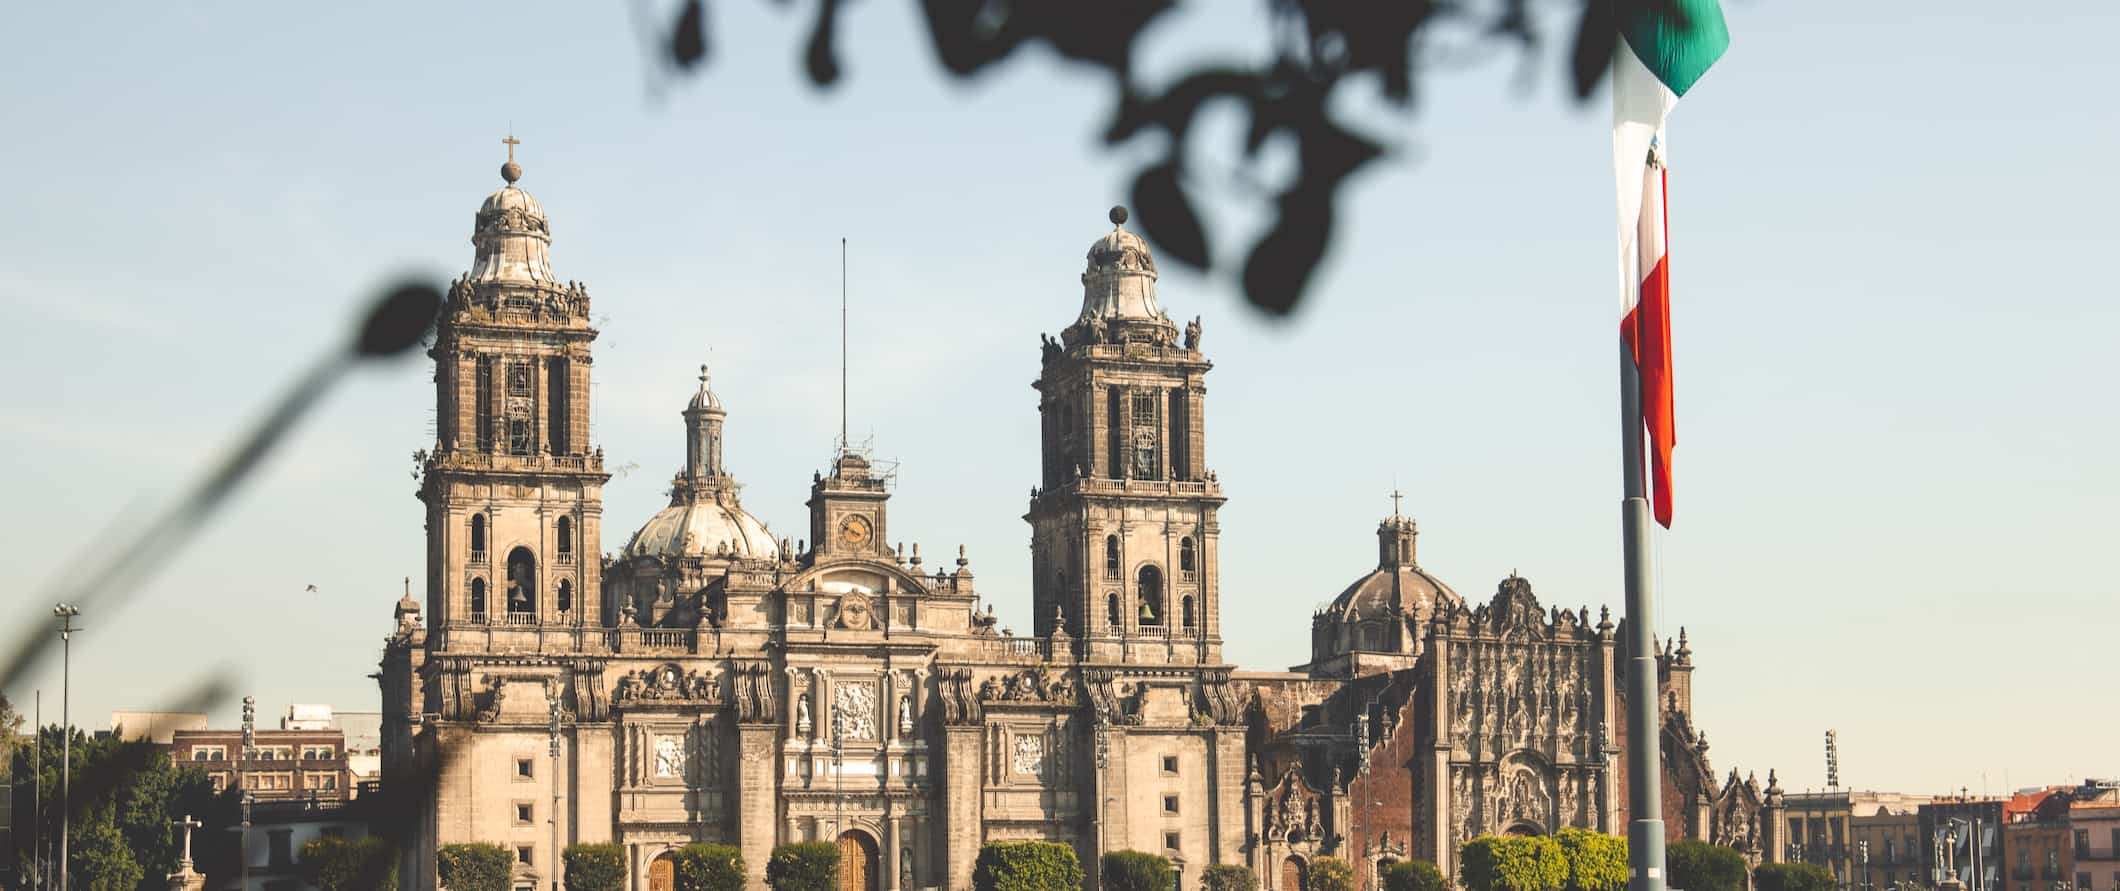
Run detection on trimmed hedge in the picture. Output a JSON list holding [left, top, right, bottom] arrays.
[[973, 840, 1084, 891], [1459, 836, 1568, 891], [301, 836, 398, 891], [674, 843, 748, 891], [436, 843, 514, 891], [1665, 841, 1749, 891], [1755, 863, 1837, 891], [1383, 860, 1450, 891], [1103, 850, 1174, 891], [767, 841, 840, 891], [1202, 863, 1261, 891], [1554, 829, 1628, 891], [564, 843, 627, 891], [1308, 857, 1357, 891]]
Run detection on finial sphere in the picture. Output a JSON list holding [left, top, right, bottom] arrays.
[[501, 160, 522, 184], [1109, 205, 1128, 226]]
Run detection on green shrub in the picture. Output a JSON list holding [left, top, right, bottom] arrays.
[[1554, 829, 1627, 891], [1103, 850, 1174, 891], [1308, 858, 1357, 891], [767, 841, 840, 891], [1383, 860, 1450, 891], [302, 836, 398, 891], [1459, 836, 1568, 891], [973, 840, 1084, 891], [1664, 841, 1748, 891], [436, 843, 514, 891], [673, 843, 748, 891], [1754, 863, 1837, 891], [1202, 863, 1261, 891], [564, 842, 627, 891]]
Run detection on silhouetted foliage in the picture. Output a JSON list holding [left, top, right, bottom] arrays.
[[1103, 850, 1174, 891], [438, 843, 515, 891], [8, 725, 219, 890], [303, 836, 400, 891], [1755, 863, 1838, 891], [974, 840, 1085, 891], [1554, 828, 1628, 891], [674, 843, 748, 891], [1665, 840, 1748, 891], [1309, 857, 1358, 891], [655, 0, 1632, 317], [1460, 835, 1569, 891], [564, 842, 628, 891], [767, 841, 840, 891], [1203, 863, 1262, 891], [1384, 859, 1452, 891]]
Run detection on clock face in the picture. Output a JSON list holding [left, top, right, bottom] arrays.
[[839, 515, 872, 546]]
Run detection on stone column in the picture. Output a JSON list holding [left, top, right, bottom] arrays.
[[736, 724, 779, 890], [886, 814, 904, 891], [942, 725, 984, 891], [1427, 630, 1454, 868]]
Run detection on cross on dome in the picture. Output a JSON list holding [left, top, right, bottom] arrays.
[[501, 133, 523, 184]]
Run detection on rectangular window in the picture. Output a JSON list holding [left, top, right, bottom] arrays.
[[476, 356, 496, 452], [507, 361, 532, 397], [2081, 831, 2094, 859], [1107, 385, 1125, 479], [301, 745, 335, 760], [1162, 795, 1179, 815], [1130, 392, 1159, 480], [516, 758, 534, 779], [1164, 832, 1181, 852], [2080, 874, 2092, 891], [1168, 388, 1188, 480], [509, 418, 532, 456], [1162, 756, 1179, 775], [192, 745, 226, 761], [2113, 829, 2120, 854], [547, 355, 570, 454], [304, 772, 338, 791], [518, 846, 535, 866], [209, 772, 229, 792], [515, 802, 533, 825], [256, 746, 292, 761]]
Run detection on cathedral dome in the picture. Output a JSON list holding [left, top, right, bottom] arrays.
[[622, 491, 779, 561], [1078, 206, 1164, 322], [468, 150, 556, 286], [1309, 509, 1464, 667]]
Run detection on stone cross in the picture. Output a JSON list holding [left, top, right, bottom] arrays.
[[503, 134, 521, 163], [173, 813, 203, 864], [1391, 489, 1404, 516]]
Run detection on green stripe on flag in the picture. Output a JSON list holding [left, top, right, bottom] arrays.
[[1620, 0, 1730, 97]]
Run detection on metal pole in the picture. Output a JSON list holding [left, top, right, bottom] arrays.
[[53, 604, 79, 891], [550, 692, 562, 891], [32, 690, 40, 891], [241, 792, 253, 891], [1619, 345, 1665, 891]]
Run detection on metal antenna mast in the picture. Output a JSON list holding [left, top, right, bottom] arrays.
[[840, 237, 848, 452]]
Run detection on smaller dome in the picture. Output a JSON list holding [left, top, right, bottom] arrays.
[[1077, 205, 1164, 322], [624, 492, 779, 561], [1323, 563, 1461, 629], [687, 364, 723, 412], [479, 184, 545, 220]]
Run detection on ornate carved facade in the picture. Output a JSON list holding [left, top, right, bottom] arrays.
[[378, 154, 1774, 891]]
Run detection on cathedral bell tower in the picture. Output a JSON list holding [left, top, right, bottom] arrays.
[[1026, 207, 1224, 664], [417, 141, 608, 647]]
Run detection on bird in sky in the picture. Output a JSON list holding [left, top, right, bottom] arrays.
[[304, 584, 319, 593]]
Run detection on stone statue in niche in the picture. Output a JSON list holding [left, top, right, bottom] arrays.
[[796, 693, 813, 736], [898, 695, 914, 734]]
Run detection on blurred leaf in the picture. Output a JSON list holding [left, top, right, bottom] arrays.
[[1243, 195, 1333, 316], [1571, 0, 1616, 99], [670, 0, 708, 70], [1132, 163, 1210, 270], [805, 0, 843, 87]]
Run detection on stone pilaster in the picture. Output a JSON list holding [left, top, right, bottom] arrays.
[[736, 724, 779, 890], [942, 725, 984, 891]]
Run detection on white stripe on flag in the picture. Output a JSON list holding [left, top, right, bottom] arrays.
[[1613, 46, 1676, 312]]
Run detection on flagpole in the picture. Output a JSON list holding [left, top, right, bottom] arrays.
[[1621, 335, 1665, 891]]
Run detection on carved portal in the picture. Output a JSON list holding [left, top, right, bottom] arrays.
[[836, 681, 878, 741]]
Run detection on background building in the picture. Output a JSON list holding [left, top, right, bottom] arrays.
[[172, 698, 352, 800]]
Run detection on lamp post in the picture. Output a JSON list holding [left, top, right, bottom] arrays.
[[52, 603, 80, 891], [549, 689, 562, 891], [240, 791, 254, 891]]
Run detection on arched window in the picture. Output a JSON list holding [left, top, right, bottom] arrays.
[[556, 579, 573, 614], [1137, 565, 1163, 626], [1103, 535, 1120, 579], [469, 514, 487, 560], [469, 578, 487, 617], [1179, 537, 1196, 575], [1106, 593, 1121, 628], [556, 516, 573, 557], [1181, 595, 1195, 629], [505, 547, 536, 615]]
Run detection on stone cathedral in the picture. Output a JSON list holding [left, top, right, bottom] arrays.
[[377, 153, 1782, 891]]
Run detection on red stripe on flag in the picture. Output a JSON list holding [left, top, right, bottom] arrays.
[[1621, 168, 1676, 528]]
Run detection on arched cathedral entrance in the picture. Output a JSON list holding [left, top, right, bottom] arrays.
[[648, 850, 677, 891], [837, 829, 879, 891]]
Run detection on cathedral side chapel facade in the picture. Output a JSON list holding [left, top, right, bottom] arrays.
[[378, 158, 1780, 891]]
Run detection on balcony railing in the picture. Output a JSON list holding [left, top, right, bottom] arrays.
[[469, 612, 489, 625], [504, 611, 537, 625], [469, 549, 488, 564], [556, 550, 575, 564]]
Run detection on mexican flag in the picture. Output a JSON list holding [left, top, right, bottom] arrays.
[[1613, 0, 1728, 529]]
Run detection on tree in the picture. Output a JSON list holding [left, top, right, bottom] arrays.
[[1102, 850, 1174, 891], [1202, 863, 1261, 891], [1309, 857, 1358, 891], [8, 723, 218, 890], [67, 806, 143, 891], [674, 843, 749, 891], [1554, 828, 1628, 891], [1665, 841, 1749, 891], [649, 0, 1663, 317], [766, 841, 840, 891], [302, 836, 399, 891], [437, 843, 516, 891], [1459, 836, 1568, 891], [1383, 860, 1451, 891], [1755, 863, 1838, 891], [974, 840, 1084, 891], [565, 842, 628, 891]]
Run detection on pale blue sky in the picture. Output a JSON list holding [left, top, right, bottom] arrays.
[[2, 2, 2114, 797]]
